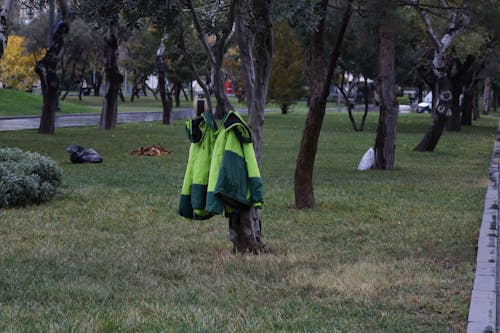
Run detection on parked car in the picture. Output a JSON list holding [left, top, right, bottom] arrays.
[[417, 92, 432, 113]]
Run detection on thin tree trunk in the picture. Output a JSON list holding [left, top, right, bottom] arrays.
[[445, 84, 462, 131], [374, 17, 397, 170], [156, 37, 173, 125], [494, 88, 498, 112], [93, 69, 103, 96], [213, 50, 233, 119], [338, 84, 359, 131], [37, 1, 71, 134], [0, 0, 14, 60], [100, 21, 123, 130], [144, 82, 158, 100], [178, 27, 213, 113], [446, 55, 475, 131], [360, 78, 369, 131], [473, 84, 479, 120], [294, 0, 352, 209], [483, 77, 491, 115], [461, 86, 473, 125], [186, 0, 235, 119], [173, 81, 181, 107], [247, 0, 273, 165]]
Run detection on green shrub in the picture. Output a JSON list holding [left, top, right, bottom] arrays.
[[0, 148, 63, 208]]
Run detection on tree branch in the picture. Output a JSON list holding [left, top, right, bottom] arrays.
[[184, 0, 216, 65], [410, 0, 442, 50], [322, 0, 353, 101]]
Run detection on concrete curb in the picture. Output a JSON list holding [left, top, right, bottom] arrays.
[[467, 121, 500, 333]]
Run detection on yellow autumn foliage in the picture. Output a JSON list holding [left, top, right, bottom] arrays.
[[0, 35, 43, 91]]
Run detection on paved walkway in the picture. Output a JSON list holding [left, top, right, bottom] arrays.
[[467, 119, 500, 333], [0, 105, 381, 132], [0, 110, 194, 131]]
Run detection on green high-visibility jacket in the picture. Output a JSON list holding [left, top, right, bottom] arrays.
[[179, 111, 263, 219], [206, 111, 263, 215], [178, 112, 218, 220]]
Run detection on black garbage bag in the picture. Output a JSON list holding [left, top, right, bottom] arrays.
[[66, 144, 103, 163]]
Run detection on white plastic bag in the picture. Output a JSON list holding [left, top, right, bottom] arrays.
[[357, 148, 374, 171]]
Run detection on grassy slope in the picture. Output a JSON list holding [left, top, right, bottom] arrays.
[[0, 112, 496, 332], [0, 89, 97, 116], [0, 88, 256, 117]]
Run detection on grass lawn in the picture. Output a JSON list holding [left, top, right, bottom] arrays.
[[0, 88, 260, 117], [0, 111, 497, 332]]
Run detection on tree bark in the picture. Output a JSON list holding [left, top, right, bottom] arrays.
[[156, 37, 173, 125], [360, 78, 369, 131], [337, 80, 359, 132], [294, 0, 352, 209], [446, 55, 476, 131], [92, 68, 103, 96], [234, 0, 273, 162], [415, 76, 453, 151], [411, 0, 470, 151], [445, 83, 463, 131], [100, 21, 123, 130], [186, 0, 235, 119], [473, 85, 479, 120], [36, 1, 71, 134], [0, 0, 14, 60], [374, 13, 398, 170], [461, 85, 473, 125], [483, 77, 491, 115]]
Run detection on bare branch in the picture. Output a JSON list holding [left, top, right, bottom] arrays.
[[410, 0, 442, 50], [184, 0, 216, 65]]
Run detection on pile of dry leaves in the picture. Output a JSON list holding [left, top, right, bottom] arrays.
[[129, 145, 172, 157]]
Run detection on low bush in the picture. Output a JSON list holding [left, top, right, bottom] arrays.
[[0, 148, 63, 208]]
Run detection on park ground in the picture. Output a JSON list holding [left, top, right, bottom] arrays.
[[0, 92, 498, 332]]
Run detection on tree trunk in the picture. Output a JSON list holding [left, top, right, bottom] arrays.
[[186, 0, 235, 119], [226, 0, 273, 254], [338, 83, 359, 132], [0, 0, 14, 60], [494, 88, 498, 112], [473, 85, 479, 120], [131, 84, 139, 102], [213, 53, 233, 119], [360, 79, 369, 131], [445, 84, 462, 131], [411, 0, 469, 151], [156, 38, 173, 125], [281, 103, 288, 114], [483, 77, 491, 115], [247, 0, 273, 165], [461, 86, 473, 125], [414, 76, 453, 151], [100, 21, 123, 130], [294, 0, 352, 209], [93, 69, 103, 96], [374, 14, 398, 170], [36, 17, 71, 134], [173, 80, 181, 107], [234, 0, 274, 161], [446, 55, 476, 131]]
